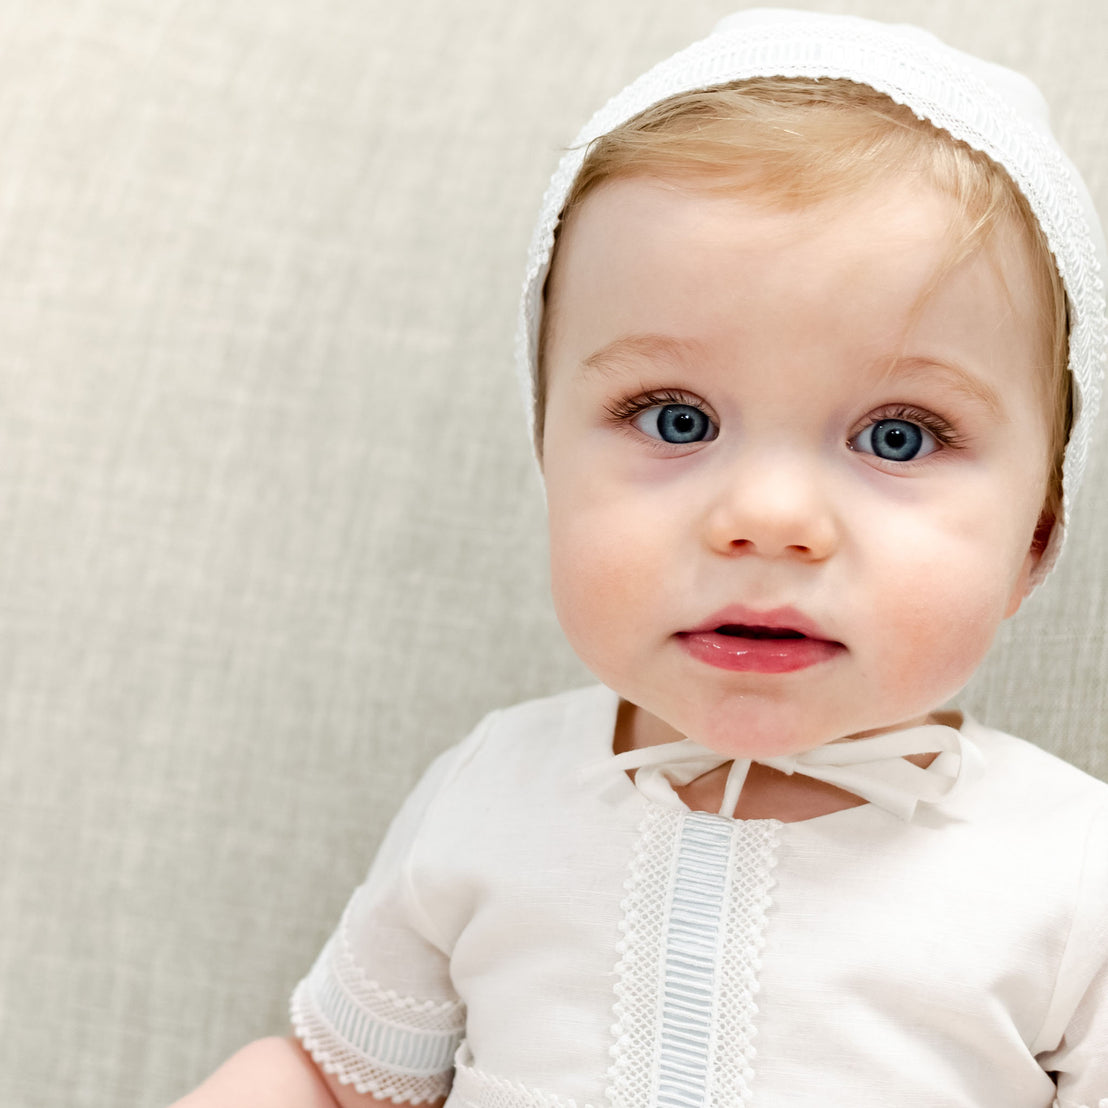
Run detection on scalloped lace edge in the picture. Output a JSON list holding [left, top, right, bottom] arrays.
[[290, 979, 455, 1105]]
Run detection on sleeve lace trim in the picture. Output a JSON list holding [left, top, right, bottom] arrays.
[[290, 918, 465, 1104]]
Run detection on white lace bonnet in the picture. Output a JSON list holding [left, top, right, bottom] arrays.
[[516, 8, 1107, 578]]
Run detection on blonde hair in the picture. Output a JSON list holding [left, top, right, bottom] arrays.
[[538, 77, 1070, 538]]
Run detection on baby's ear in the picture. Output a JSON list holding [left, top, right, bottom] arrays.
[[1030, 507, 1057, 559], [1005, 509, 1056, 617]]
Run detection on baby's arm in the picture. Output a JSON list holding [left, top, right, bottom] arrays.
[[169, 1036, 444, 1108]]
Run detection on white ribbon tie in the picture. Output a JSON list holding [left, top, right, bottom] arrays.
[[604, 723, 984, 821]]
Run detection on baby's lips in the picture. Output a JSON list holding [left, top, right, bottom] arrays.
[[684, 604, 837, 643], [713, 625, 807, 640]]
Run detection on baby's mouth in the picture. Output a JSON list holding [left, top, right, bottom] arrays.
[[676, 616, 843, 673], [714, 624, 808, 640]]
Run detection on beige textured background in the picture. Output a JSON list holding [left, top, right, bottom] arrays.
[[0, 2, 1103, 1105]]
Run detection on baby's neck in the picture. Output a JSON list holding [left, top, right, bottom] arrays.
[[676, 759, 931, 822]]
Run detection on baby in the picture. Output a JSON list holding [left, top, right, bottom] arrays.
[[175, 10, 1108, 1108]]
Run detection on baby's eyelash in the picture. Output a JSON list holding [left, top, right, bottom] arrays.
[[604, 389, 705, 424], [862, 404, 966, 448]]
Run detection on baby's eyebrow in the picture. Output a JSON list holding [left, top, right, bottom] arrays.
[[883, 357, 1004, 419], [581, 337, 1007, 419], [580, 333, 706, 376]]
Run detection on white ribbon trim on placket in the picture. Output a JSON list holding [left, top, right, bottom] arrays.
[[605, 723, 985, 821]]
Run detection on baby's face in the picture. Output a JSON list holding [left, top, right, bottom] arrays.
[[540, 175, 1052, 758]]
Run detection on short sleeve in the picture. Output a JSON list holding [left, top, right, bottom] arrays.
[[1036, 805, 1108, 1108], [291, 731, 484, 1104]]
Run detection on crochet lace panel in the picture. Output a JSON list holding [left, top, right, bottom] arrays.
[[515, 14, 1106, 574], [290, 912, 465, 1104], [607, 807, 780, 1108]]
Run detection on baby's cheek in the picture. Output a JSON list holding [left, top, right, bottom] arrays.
[[548, 517, 634, 642], [552, 504, 677, 685], [884, 563, 1012, 701]]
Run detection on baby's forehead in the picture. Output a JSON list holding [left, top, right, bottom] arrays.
[[549, 81, 1053, 308], [553, 166, 1043, 300], [552, 170, 1039, 328]]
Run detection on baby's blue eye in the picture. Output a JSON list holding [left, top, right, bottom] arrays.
[[634, 404, 717, 444], [853, 418, 936, 462]]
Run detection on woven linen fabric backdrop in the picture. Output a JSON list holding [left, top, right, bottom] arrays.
[[0, 1, 1104, 1105]]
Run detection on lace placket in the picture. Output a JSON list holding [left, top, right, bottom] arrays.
[[607, 806, 780, 1108]]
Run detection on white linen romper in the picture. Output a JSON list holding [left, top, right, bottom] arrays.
[[292, 685, 1108, 1108]]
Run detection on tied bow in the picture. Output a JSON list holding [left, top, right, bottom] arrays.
[[605, 723, 984, 821]]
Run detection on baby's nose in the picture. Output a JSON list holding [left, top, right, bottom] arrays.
[[702, 455, 839, 560]]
